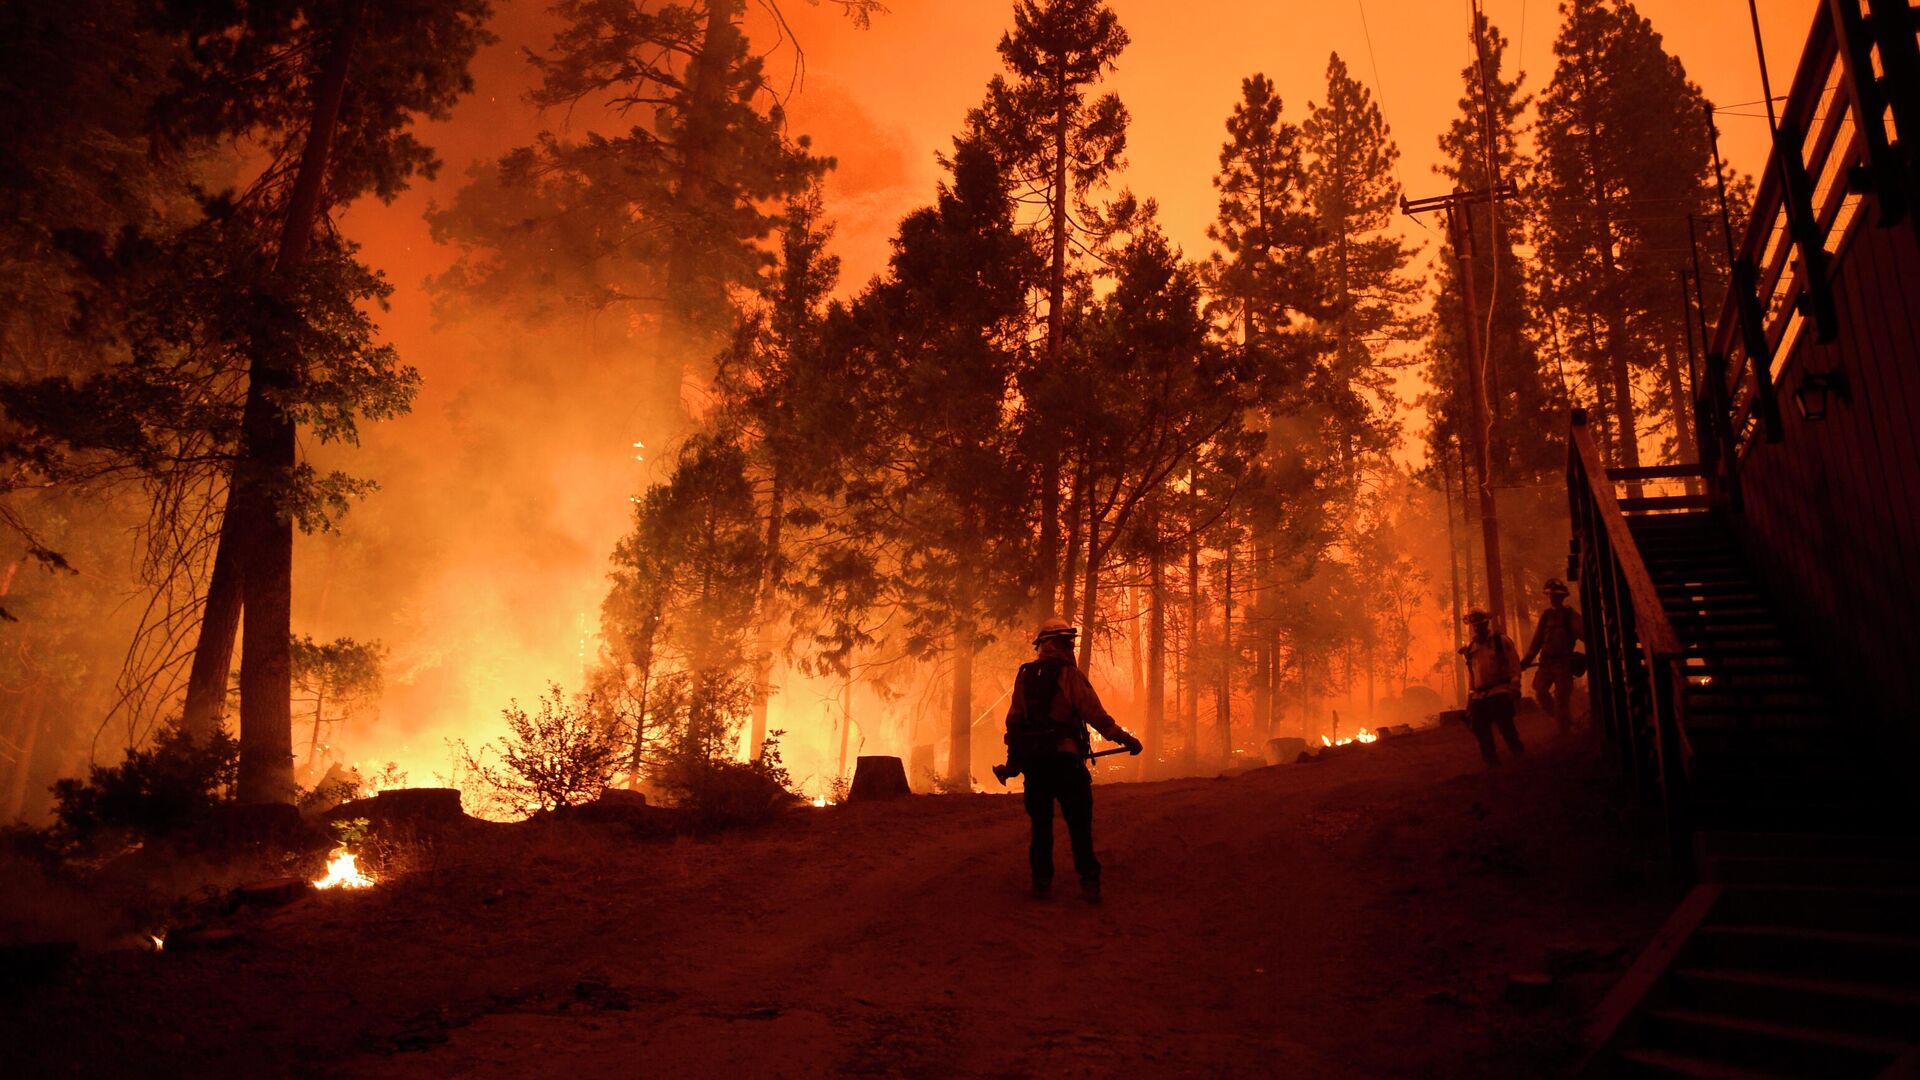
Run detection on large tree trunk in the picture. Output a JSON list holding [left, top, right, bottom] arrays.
[[1662, 336, 1698, 465], [837, 670, 852, 782], [1215, 521, 1234, 761], [1184, 503, 1201, 772], [226, 7, 361, 805], [657, 0, 744, 421], [947, 619, 975, 790], [180, 513, 242, 740], [748, 474, 784, 760], [1033, 62, 1074, 619], [1060, 456, 1085, 622], [1145, 499, 1166, 779]]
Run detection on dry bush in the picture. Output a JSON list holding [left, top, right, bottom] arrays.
[[453, 683, 629, 817]]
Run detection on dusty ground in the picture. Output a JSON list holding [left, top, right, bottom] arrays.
[[4, 714, 1679, 1079]]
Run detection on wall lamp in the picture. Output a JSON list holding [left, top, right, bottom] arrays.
[[1792, 368, 1849, 422]]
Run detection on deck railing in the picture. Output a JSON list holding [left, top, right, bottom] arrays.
[[1701, 1, 1919, 500], [1567, 410, 1696, 857]]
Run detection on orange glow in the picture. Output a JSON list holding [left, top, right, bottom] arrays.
[[313, 848, 375, 891], [300, 1, 1804, 793]]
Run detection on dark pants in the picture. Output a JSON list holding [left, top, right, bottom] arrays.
[[1022, 752, 1099, 886], [1468, 693, 1525, 765]]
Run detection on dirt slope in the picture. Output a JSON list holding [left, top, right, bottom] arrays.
[[5, 715, 1677, 1079]]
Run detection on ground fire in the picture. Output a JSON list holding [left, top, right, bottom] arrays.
[[3, 1, 1917, 1077]]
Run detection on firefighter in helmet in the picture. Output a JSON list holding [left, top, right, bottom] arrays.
[[1520, 578, 1584, 733], [1001, 618, 1142, 902], [1459, 609, 1525, 766]]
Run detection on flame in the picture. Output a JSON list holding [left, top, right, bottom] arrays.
[[150, 934, 165, 951], [313, 846, 375, 890], [1321, 728, 1379, 748], [811, 796, 828, 808]]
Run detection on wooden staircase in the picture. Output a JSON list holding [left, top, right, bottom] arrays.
[[1569, 500, 1920, 1076]]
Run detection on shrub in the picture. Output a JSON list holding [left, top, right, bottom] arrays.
[[50, 722, 238, 843], [660, 729, 799, 832], [454, 683, 628, 817]]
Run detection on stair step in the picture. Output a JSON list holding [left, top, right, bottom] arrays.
[[1699, 854, 1920, 888], [1685, 730, 1842, 757], [1670, 967, 1920, 1043], [1695, 832, 1911, 860], [1615, 1047, 1788, 1078], [1685, 706, 1836, 724], [1690, 926, 1920, 987], [1692, 799, 1897, 833], [1656, 581, 1764, 595], [1678, 656, 1799, 670], [1718, 886, 1920, 935], [1622, 495, 1717, 512], [1683, 690, 1827, 709], [1642, 1008, 1910, 1074]]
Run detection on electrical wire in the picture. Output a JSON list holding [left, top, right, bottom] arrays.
[[1354, 0, 1407, 193]]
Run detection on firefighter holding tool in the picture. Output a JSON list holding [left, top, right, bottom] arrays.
[[999, 618, 1142, 904]]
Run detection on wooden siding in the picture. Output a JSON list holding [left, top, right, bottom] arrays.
[[1731, 211, 1920, 732]]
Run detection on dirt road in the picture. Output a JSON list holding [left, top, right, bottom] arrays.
[[7, 715, 1675, 1079]]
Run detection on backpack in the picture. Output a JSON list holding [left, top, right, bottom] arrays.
[[1005, 656, 1087, 759]]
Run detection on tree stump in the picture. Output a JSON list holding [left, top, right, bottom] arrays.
[[847, 756, 912, 802], [1264, 737, 1308, 765]]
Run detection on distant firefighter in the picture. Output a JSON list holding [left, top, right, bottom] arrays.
[[1459, 609, 1525, 767], [1520, 578, 1585, 733], [1000, 618, 1142, 903]]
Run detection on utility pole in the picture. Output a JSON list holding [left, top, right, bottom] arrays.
[[1403, 183, 1515, 628]]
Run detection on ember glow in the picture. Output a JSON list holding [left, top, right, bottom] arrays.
[[1322, 729, 1380, 748], [313, 848, 375, 891]]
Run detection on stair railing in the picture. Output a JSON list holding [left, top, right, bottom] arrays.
[[1567, 410, 1696, 859]]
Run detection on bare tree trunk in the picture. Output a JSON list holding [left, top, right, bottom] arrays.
[[231, 5, 362, 805], [1443, 451, 1466, 705], [1662, 336, 1698, 465], [1145, 499, 1166, 779], [947, 619, 974, 789], [1184, 505, 1201, 772], [180, 515, 242, 740], [1127, 585, 1144, 708], [748, 474, 784, 760], [1034, 60, 1073, 619], [1215, 522, 1233, 761], [1075, 498, 1100, 671], [657, 0, 744, 418], [1061, 456, 1085, 623], [837, 670, 852, 782]]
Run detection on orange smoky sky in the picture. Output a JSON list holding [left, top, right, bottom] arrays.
[[316, 1, 1812, 779]]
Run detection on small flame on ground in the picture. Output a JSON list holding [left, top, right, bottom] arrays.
[[1322, 728, 1380, 748], [313, 847, 375, 890], [811, 796, 828, 808], [150, 934, 165, 951]]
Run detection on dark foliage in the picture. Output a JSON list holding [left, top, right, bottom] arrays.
[[660, 729, 797, 832], [49, 723, 239, 843]]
